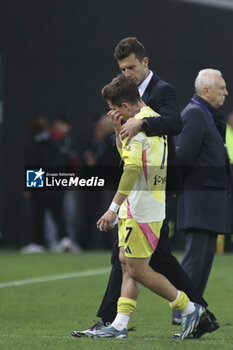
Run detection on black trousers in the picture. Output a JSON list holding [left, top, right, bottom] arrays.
[[97, 219, 208, 323], [181, 229, 217, 296]]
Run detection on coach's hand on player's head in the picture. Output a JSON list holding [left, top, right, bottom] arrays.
[[120, 118, 142, 145], [97, 210, 117, 232], [108, 110, 123, 135]]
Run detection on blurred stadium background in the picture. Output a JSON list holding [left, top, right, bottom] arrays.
[[0, 0, 232, 249]]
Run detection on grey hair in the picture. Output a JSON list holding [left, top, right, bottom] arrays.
[[194, 69, 222, 95]]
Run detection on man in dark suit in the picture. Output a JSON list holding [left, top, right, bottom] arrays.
[[72, 38, 218, 338], [173, 69, 232, 320]]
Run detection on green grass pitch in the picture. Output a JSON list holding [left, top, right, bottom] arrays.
[[0, 251, 232, 350]]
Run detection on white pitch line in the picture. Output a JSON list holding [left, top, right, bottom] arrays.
[[0, 267, 111, 288], [0, 334, 71, 339]]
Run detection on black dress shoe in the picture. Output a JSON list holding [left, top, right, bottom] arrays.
[[71, 320, 107, 338], [192, 309, 220, 338]]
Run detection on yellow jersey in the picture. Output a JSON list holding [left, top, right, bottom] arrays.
[[118, 106, 167, 223]]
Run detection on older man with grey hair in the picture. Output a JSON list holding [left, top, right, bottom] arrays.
[[173, 68, 232, 322], [194, 69, 227, 108]]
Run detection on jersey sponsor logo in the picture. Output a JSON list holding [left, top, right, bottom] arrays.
[[122, 145, 132, 152], [154, 175, 166, 186]]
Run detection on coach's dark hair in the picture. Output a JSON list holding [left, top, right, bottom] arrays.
[[102, 74, 140, 107], [114, 37, 147, 62]]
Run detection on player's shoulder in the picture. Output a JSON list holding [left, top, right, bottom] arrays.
[[122, 132, 145, 146], [135, 106, 160, 119], [133, 132, 145, 143]]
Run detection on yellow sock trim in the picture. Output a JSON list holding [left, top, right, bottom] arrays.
[[117, 297, 137, 315], [169, 291, 190, 312]]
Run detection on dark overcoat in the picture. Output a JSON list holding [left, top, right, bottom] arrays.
[[176, 94, 233, 234]]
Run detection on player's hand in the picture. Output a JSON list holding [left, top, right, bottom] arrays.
[[120, 118, 142, 145], [108, 110, 123, 135], [97, 210, 117, 232]]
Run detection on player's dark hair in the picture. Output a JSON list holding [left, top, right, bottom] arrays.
[[114, 37, 147, 62], [102, 74, 140, 106]]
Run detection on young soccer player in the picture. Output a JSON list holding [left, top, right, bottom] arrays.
[[86, 74, 205, 340]]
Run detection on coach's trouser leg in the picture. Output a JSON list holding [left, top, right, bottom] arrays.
[[173, 230, 216, 320], [181, 230, 217, 296], [97, 238, 122, 323], [198, 234, 217, 295]]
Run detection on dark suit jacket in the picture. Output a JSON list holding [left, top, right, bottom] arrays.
[[176, 94, 233, 234], [142, 72, 183, 193]]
